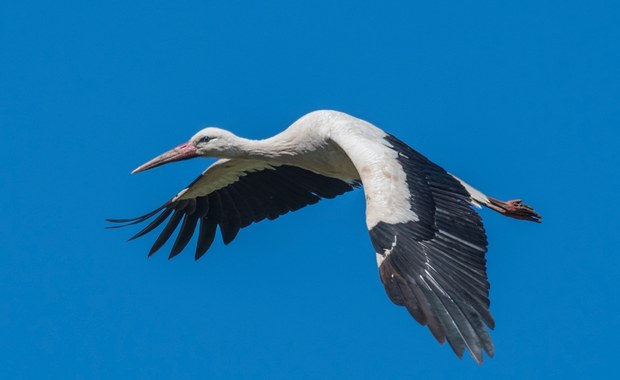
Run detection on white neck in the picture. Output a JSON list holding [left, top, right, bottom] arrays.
[[211, 110, 362, 162]]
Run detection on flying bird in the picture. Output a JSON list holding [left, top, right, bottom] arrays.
[[108, 110, 540, 363]]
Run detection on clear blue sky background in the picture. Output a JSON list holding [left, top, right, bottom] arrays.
[[1, 1, 619, 379]]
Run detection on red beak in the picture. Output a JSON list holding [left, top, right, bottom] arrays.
[[131, 142, 198, 174]]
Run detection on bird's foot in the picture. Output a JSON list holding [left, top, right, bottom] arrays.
[[488, 198, 542, 223]]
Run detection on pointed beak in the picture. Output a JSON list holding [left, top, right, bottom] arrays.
[[132, 142, 198, 174]]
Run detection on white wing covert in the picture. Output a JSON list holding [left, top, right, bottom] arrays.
[[108, 159, 359, 259], [333, 131, 493, 364]]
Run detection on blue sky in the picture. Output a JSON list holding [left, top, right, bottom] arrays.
[[1, 1, 619, 378]]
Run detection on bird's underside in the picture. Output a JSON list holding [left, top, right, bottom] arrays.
[[109, 110, 541, 364]]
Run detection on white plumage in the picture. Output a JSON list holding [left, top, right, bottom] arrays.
[[109, 110, 541, 363]]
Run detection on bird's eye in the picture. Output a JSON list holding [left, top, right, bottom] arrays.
[[199, 136, 212, 144]]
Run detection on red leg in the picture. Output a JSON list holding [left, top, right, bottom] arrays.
[[487, 197, 542, 223]]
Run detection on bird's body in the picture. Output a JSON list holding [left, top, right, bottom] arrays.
[[110, 110, 540, 363]]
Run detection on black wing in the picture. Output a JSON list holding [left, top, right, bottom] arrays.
[[109, 160, 360, 260], [369, 135, 493, 364]]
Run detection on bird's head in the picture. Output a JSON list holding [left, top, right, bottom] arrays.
[[131, 127, 242, 174]]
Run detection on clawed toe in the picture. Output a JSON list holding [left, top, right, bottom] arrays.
[[488, 198, 542, 223]]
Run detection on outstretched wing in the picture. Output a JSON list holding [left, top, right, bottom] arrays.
[[108, 159, 360, 259], [333, 131, 493, 364]]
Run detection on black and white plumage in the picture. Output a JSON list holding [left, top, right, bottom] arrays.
[[109, 110, 541, 363]]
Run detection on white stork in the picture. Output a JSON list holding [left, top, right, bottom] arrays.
[[109, 110, 540, 363]]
